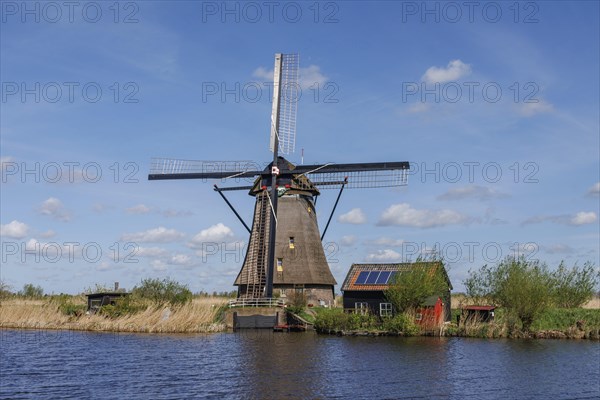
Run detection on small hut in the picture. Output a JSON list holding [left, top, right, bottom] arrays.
[[86, 292, 129, 312], [462, 305, 496, 323]]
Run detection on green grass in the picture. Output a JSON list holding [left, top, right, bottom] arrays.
[[531, 308, 600, 331]]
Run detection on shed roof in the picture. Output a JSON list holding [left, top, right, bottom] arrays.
[[463, 305, 495, 311], [86, 292, 129, 298], [341, 262, 452, 292]]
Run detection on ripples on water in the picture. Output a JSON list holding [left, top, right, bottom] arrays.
[[1, 329, 599, 399]]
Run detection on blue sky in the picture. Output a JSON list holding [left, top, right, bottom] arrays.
[[1, 1, 599, 294]]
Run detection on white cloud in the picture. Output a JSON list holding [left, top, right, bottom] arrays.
[[365, 249, 402, 262], [338, 208, 367, 224], [126, 204, 152, 214], [253, 64, 328, 89], [422, 60, 471, 83], [93, 203, 114, 213], [378, 203, 469, 228], [522, 211, 598, 226], [136, 246, 169, 257], [170, 254, 193, 265], [570, 211, 597, 226], [339, 235, 357, 246], [189, 223, 234, 247], [38, 197, 71, 222], [518, 100, 554, 116], [151, 259, 167, 271], [0, 220, 29, 239], [40, 230, 56, 239], [437, 185, 509, 201], [586, 182, 600, 197], [121, 227, 185, 243]]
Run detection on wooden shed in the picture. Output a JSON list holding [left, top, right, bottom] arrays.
[[462, 305, 496, 323], [341, 263, 452, 321], [86, 292, 129, 312]]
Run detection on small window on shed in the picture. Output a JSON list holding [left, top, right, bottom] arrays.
[[380, 303, 393, 317], [355, 302, 368, 315], [289, 237, 295, 249]]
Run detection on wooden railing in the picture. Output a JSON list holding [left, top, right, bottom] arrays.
[[228, 298, 285, 308]]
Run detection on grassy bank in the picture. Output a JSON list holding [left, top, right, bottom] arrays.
[[313, 307, 600, 339], [0, 296, 228, 333]]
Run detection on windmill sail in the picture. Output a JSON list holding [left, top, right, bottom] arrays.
[[269, 53, 299, 155]]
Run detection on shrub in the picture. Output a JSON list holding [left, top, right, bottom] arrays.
[[99, 296, 145, 318], [133, 278, 192, 306], [550, 262, 598, 308], [465, 256, 553, 331], [20, 283, 44, 298], [382, 314, 419, 335], [314, 308, 378, 331], [286, 290, 307, 314]]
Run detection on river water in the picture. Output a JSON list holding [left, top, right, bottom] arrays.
[[1, 329, 598, 399]]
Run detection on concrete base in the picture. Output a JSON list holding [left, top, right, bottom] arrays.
[[225, 307, 286, 329]]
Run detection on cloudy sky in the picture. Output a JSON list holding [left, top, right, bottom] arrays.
[[1, 1, 598, 294]]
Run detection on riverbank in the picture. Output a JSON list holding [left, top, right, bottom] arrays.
[[0, 297, 228, 333], [313, 307, 600, 340]]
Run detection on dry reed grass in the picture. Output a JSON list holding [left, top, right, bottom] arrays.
[[0, 297, 228, 333]]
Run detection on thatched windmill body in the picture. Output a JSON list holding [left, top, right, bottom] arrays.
[[149, 54, 409, 305]]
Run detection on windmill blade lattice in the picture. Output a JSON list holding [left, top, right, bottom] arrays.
[[270, 53, 299, 155]]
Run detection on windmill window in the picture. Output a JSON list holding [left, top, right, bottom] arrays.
[[289, 237, 295, 249], [277, 258, 283, 272]]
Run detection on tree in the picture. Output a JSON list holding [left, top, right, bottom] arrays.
[[133, 277, 192, 306], [20, 283, 44, 298], [465, 256, 553, 331], [550, 261, 598, 308], [385, 260, 449, 314]]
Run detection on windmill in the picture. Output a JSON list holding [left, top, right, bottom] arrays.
[[148, 53, 410, 305]]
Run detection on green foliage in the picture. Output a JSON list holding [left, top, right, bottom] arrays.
[[314, 308, 378, 331], [532, 308, 600, 331], [50, 295, 86, 317], [385, 259, 449, 313], [99, 296, 145, 318], [20, 283, 44, 298], [286, 290, 308, 314], [0, 281, 13, 300], [465, 256, 553, 331], [84, 283, 114, 294], [381, 314, 420, 335], [133, 277, 192, 306], [550, 262, 598, 308]]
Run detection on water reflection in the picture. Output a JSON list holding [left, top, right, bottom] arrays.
[[1, 329, 598, 399]]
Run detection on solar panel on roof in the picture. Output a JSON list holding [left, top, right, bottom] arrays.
[[365, 271, 380, 284], [355, 271, 370, 284], [388, 271, 398, 284], [376, 271, 391, 284]]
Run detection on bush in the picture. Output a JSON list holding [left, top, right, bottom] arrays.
[[286, 290, 307, 314], [20, 283, 44, 298], [550, 262, 598, 308], [133, 278, 192, 306], [99, 296, 145, 318], [382, 314, 419, 335], [314, 308, 378, 331], [465, 256, 553, 331], [50, 295, 86, 317]]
